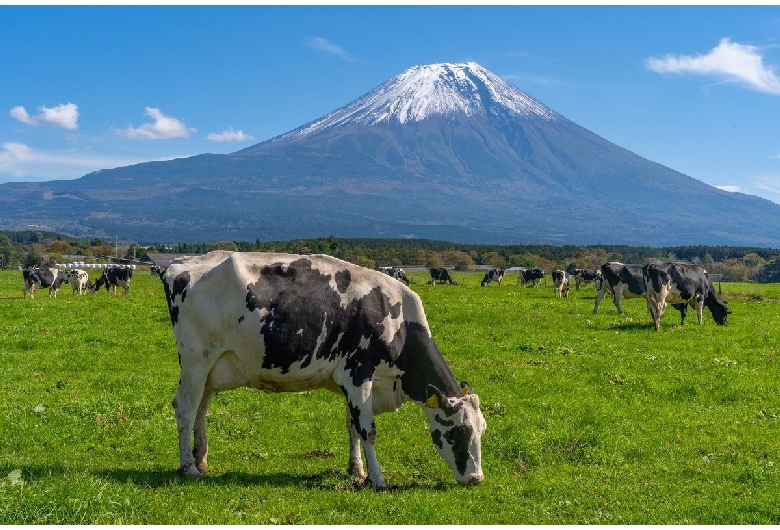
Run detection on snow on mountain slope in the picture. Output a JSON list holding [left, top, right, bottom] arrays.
[[271, 62, 561, 143]]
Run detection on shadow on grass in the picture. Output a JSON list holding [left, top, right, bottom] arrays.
[[11, 464, 446, 492]]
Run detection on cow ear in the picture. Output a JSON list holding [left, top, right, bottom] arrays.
[[460, 381, 473, 395], [425, 384, 442, 409]]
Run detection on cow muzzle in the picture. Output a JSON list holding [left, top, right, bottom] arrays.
[[458, 472, 484, 485]]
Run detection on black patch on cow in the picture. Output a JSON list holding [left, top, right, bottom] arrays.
[[335, 270, 351, 293], [602, 263, 646, 296], [435, 413, 455, 427], [443, 424, 472, 475], [392, 322, 462, 403], [244, 259, 403, 380], [163, 271, 190, 326], [431, 428, 443, 449]]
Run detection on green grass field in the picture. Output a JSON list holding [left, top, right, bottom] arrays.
[[1, 267, 779, 524]]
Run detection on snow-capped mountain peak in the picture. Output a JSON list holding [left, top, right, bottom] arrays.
[[276, 62, 560, 142]]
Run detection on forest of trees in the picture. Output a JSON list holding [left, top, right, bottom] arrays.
[[4, 230, 780, 283]]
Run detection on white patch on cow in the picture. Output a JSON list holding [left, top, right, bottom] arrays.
[[296, 329, 304, 336], [371, 361, 406, 414], [359, 335, 371, 350]]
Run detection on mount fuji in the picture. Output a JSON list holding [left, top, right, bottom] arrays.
[[3, 61, 780, 246]]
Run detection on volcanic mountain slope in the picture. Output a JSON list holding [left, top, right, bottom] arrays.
[[2, 61, 779, 246]]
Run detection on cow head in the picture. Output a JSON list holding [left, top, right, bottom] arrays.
[[708, 295, 731, 325], [423, 382, 486, 485]]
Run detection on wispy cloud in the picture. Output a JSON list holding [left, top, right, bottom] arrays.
[[715, 175, 780, 205], [10, 103, 79, 130], [0, 142, 154, 182], [646, 38, 780, 95], [305, 36, 354, 61], [207, 127, 254, 142], [115, 107, 194, 140]]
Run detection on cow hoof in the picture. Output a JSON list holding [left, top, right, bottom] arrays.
[[365, 477, 387, 491], [178, 463, 203, 478]]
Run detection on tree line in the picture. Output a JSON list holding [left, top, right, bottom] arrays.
[[3, 231, 780, 283]]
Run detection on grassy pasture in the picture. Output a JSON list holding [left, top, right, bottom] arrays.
[[1, 267, 779, 524]]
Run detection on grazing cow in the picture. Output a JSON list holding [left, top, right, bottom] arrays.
[[95, 266, 133, 294], [481, 268, 505, 287], [643, 262, 731, 331], [68, 268, 91, 295], [429, 267, 456, 285], [22, 267, 68, 298], [520, 267, 545, 287], [552, 269, 570, 298], [573, 269, 601, 291], [593, 262, 648, 314], [378, 266, 410, 286], [162, 251, 486, 490]]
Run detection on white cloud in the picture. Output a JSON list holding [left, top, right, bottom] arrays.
[[0, 142, 160, 182], [305, 36, 354, 61], [751, 174, 780, 202], [10, 103, 79, 129], [715, 175, 780, 205], [207, 127, 254, 142], [646, 38, 780, 95], [115, 107, 194, 139]]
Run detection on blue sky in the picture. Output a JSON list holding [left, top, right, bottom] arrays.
[[3, 5, 780, 205]]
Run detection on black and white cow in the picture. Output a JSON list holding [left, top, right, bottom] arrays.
[[481, 268, 505, 287], [573, 269, 601, 291], [95, 266, 133, 294], [593, 262, 647, 314], [520, 267, 545, 287], [68, 268, 91, 295], [643, 262, 731, 331], [162, 251, 486, 490], [378, 266, 410, 286], [429, 267, 456, 285], [552, 269, 570, 298], [22, 267, 68, 298]]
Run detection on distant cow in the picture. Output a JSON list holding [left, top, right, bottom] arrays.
[[573, 269, 601, 290], [95, 266, 133, 294], [429, 267, 456, 285], [23, 267, 68, 298], [643, 262, 731, 331], [552, 269, 570, 298], [520, 267, 545, 287], [162, 251, 486, 490], [68, 268, 91, 295], [378, 266, 410, 286], [481, 268, 505, 287]]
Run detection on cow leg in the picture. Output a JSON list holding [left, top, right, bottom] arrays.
[[593, 287, 606, 313], [613, 286, 625, 314], [647, 294, 662, 331], [695, 297, 705, 325], [346, 406, 367, 480], [672, 303, 687, 326], [172, 372, 208, 477], [333, 366, 385, 490], [192, 388, 214, 474]]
